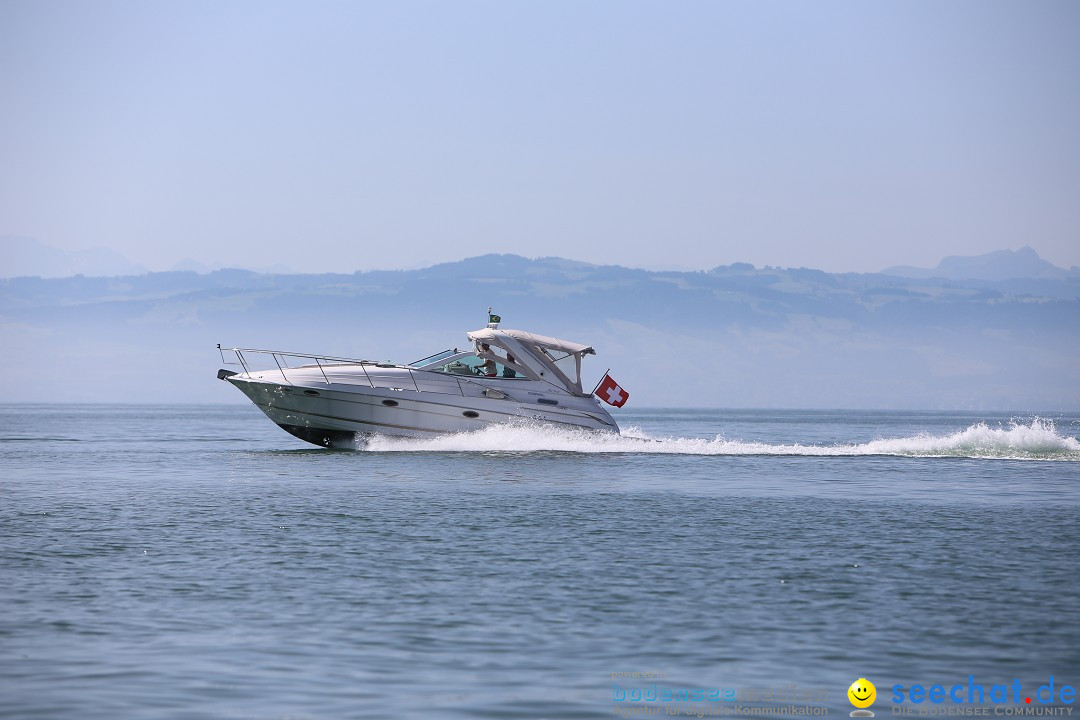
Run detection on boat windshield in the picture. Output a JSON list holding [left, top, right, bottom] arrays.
[[408, 348, 458, 367], [414, 351, 523, 378], [434, 355, 485, 375]]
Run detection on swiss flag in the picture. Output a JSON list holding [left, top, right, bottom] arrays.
[[595, 372, 629, 408]]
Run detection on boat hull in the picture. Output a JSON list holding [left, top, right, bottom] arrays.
[[225, 375, 617, 448]]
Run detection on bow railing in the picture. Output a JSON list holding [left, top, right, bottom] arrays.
[[217, 345, 469, 397]]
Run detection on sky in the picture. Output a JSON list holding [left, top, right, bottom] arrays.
[[1, 0, 1079, 275]]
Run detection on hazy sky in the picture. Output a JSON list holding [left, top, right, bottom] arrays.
[[2, 0, 1078, 274]]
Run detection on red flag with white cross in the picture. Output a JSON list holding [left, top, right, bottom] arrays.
[[594, 372, 629, 408]]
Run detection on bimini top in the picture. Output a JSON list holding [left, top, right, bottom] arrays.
[[466, 328, 594, 356], [465, 327, 596, 396]]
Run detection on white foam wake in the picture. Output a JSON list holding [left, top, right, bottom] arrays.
[[361, 418, 1080, 460]]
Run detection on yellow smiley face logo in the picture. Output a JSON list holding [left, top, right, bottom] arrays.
[[848, 678, 876, 708]]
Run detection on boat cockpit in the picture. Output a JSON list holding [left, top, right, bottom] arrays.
[[409, 349, 520, 378], [408, 328, 597, 396]]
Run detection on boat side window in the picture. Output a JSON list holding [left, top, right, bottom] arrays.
[[541, 348, 581, 386]]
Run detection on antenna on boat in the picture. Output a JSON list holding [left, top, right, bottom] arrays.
[[487, 307, 501, 329]]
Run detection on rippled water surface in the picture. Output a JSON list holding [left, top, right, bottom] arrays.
[[2, 405, 1078, 719]]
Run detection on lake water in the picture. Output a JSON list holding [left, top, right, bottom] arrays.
[[2, 405, 1079, 719]]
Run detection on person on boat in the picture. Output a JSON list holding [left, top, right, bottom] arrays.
[[502, 353, 517, 378], [478, 343, 497, 377]]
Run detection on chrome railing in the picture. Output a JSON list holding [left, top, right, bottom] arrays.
[[217, 345, 466, 396]]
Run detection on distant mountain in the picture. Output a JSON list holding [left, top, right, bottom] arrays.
[[0, 236, 148, 278], [2, 253, 1077, 409], [169, 258, 298, 274], [882, 246, 1074, 281]]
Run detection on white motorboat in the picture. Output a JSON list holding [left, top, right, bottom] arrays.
[[217, 319, 622, 447]]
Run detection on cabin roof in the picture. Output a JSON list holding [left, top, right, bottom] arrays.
[[465, 328, 594, 356]]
